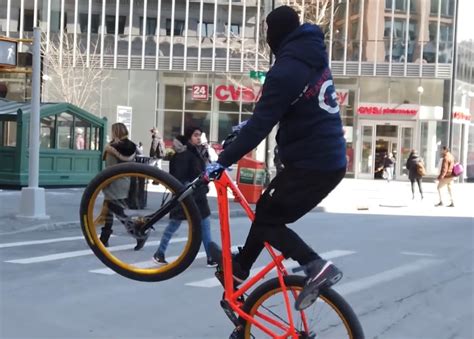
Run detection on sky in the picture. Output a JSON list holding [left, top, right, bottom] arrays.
[[457, 0, 474, 42]]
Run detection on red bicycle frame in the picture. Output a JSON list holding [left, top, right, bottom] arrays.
[[213, 170, 309, 338]]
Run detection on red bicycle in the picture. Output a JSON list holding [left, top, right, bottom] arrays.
[[81, 163, 364, 338]]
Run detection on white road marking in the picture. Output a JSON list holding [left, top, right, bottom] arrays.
[[4, 237, 188, 264], [186, 250, 356, 288], [400, 251, 436, 257], [0, 236, 86, 249], [89, 245, 242, 275], [335, 258, 443, 296]]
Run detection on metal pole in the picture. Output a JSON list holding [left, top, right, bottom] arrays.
[[29, 27, 41, 188], [18, 27, 49, 219], [448, 0, 459, 149]]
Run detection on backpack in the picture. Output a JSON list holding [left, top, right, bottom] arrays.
[[416, 162, 426, 177], [452, 163, 464, 177]]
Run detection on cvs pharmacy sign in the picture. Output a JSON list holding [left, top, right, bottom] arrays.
[[215, 85, 260, 103]]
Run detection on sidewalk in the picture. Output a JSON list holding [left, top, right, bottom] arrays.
[[1, 178, 472, 234]]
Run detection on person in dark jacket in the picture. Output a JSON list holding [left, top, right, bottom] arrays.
[[153, 127, 217, 267], [406, 150, 424, 200], [382, 152, 395, 182], [99, 123, 148, 251], [206, 6, 346, 312]]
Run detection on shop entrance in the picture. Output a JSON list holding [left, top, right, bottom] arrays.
[[357, 121, 415, 180]]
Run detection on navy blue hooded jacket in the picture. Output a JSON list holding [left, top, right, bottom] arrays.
[[218, 24, 347, 171]]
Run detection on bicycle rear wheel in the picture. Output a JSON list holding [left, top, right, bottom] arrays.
[[241, 276, 364, 339], [80, 163, 202, 282]]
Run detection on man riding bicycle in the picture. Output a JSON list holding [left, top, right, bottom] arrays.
[[207, 6, 347, 311]]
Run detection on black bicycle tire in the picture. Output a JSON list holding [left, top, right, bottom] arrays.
[[80, 162, 202, 282], [241, 275, 364, 339]]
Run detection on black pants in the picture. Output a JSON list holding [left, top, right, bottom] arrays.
[[410, 178, 423, 196], [102, 200, 128, 232], [238, 167, 346, 271]]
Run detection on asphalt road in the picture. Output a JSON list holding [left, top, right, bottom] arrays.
[[1, 210, 473, 339]]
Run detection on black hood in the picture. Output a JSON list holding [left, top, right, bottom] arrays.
[[276, 23, 327, 68]]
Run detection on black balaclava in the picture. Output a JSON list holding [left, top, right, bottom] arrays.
[[266, 6, 300, 55]]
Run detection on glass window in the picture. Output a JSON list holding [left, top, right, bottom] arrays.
[[79, 13, 100, 34], [184, 112, 210, 138], [50, 11, 67, 33], [57, 113, 74, 149], [166, 19, 185, 36], [20, 9, 38, 32], [40, 116, 55, 149], [200, 22, 214, 38], [74, 118, 92, 150], [242, 103, 255, 114], [1, 120, 17, 147], [163, 111, 182, 142], [225, 23, 240, 36], [106, 15, 126, 34], [185, 86, 212, 111], [90, 127, 101, 151], [165, 85, 183, 110], [420, 121, 449, 175], [219, 101, 240, 112], [218, 113, 240, 143], [140, 17, 157, 36]]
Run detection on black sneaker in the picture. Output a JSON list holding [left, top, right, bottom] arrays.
[[152, 252, 168, 265], [294, 259, 343, 311], [435, 202, 443, 207], [207, 258, 218, 268], [447, 202, 455, 207], [209, 242, 249, 286]]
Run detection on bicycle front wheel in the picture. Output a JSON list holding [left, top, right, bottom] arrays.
[[80, 163, 202, 282], [241, 275, 364, 339]]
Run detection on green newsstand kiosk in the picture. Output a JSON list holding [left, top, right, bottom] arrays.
[[0, 99, 107, 187]]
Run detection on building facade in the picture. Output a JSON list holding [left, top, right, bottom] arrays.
[[1, 0, 473, 181]]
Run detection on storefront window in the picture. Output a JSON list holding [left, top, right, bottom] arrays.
[[184, 112, 210, 139], [163, 111, 182, 142], [218, 113, 240, 143], [40, 116, 55, 149], [0, 120, 17, 147], [451, 124, 463, 162], [165, 85, 183, 110], [419, 121, 449, 175], [57, 113, 74, 149], [219, 101, 240, 112]]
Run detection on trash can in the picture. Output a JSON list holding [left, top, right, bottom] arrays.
[[127, 156, 150, 209], [235, 156, 266, 204]]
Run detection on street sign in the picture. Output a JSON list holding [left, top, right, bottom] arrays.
[[250, 70, 267, 84], [117, 106, 133, 138], [191, 84, 209, 100], [0, 37, 18, 67]]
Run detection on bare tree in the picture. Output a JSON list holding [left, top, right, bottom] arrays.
[[41, 33, 109, 113], [220, 0, 344, 87]]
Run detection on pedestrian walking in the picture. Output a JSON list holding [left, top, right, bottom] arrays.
[[136, 141, 144, 155], [405, 149, 424, 200], [153, 127, 217, 267], [436, 146, 455, 207], [149, 128, 165, 170], [380, 152, 395, 182], [99, 123, 148, 250]]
